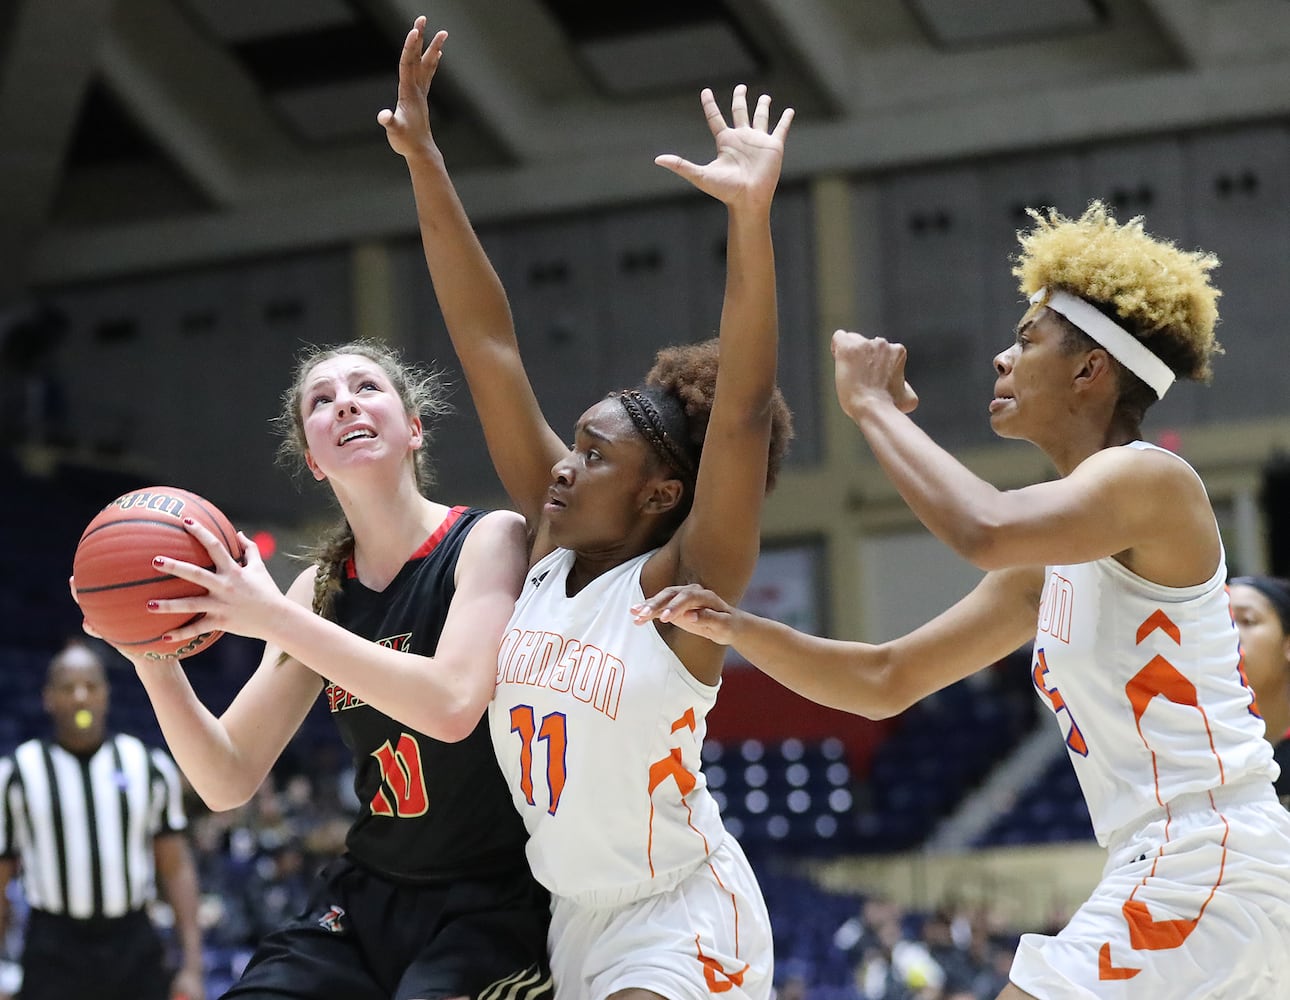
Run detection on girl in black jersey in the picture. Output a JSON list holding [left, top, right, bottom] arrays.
[[74, 339, 552, 1000]]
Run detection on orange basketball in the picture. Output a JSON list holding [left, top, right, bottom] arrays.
[[72, 486, 244, 661]]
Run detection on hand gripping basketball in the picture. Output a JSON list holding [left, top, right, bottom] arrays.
[[144, 517, 283, 648]]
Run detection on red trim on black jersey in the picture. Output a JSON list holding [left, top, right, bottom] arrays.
[[344, 505, 470, 579]]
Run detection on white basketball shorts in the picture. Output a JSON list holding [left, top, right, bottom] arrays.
[[548, 835, 773, 1000], [1009, 780, 1290, 999]]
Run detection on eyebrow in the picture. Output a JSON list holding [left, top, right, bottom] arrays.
[[574, 423, 613, 444], [1014, 318, 1035, 338], [306, 368, 378, 390]]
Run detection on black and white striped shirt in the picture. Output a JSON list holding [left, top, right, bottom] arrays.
[[0, 733, 187, 919]]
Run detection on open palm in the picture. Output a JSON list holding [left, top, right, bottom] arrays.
[[656, 85, 794, 211]]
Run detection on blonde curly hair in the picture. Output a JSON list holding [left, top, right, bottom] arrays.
[[1013, 201, 1222, 383]]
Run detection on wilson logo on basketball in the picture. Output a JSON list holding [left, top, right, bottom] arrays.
[[109, 490, 189, 518]]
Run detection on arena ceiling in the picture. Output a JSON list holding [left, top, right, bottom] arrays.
[[4, 0, 1290, 293]]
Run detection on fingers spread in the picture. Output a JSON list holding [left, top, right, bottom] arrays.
[[699, 87, 726, 138], [182, 518, 239, 569], [772, 106, 795, 139], [729, 83, 750, 128], [654, 154, 699, 182], [400, 25, 421, 68]]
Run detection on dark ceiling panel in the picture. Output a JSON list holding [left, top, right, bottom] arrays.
[[228, 9, 394, 90], [909, 0, 1106, 48], [539, 0, 728, 40], [65, 82, 166, 166], [539, 0, 765, 97]]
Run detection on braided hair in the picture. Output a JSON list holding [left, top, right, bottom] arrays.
[[614, 337, 794, 530]]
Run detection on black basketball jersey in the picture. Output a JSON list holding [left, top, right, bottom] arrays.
[[327, 506, 530, 883]]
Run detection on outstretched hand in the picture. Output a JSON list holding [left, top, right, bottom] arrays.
[[832, 329, 920, 419], [378, 16, 447, 160], [655, 85, 794, 211], [630, 584, 739, 645]]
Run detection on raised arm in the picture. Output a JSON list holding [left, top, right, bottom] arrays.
[[633, 565, 1042, 718], [830, 331, 1218, 582], [653, 86, 793, 600], [380, 18, 564, 526], [145, 512, 527, 742]]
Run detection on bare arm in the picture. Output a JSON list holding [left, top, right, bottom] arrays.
[[648, 88, 794, 607], [131, 569, 323, 811], [380, 20, 565, 529], [153, 833, 204, 1000], [830, 332, 1218, 582], [146, 512, 528, 742], [633, 566, 1042, 718]]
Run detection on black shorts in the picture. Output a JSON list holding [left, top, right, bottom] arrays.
[[221, 855, 553, 1000], [21, 908, 170, 1000]]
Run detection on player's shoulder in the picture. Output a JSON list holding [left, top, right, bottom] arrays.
[[285, 563, 321, 605], [460, 507, 528, 552], [1078, 442, 1203, 492]]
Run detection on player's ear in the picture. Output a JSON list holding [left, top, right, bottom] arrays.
[[641, 476, 683, 515], [408, 415, 424, 451], [304, 450, 327, 482], [1073, 347, 1115, 394]]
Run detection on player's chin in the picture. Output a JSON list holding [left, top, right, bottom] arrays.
[[987, 408, 1021, 439]]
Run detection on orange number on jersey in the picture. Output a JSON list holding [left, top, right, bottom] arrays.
[[369, 732, 429, 818], [1032, 648, 1088, 756], [509, 705, 568, 815]]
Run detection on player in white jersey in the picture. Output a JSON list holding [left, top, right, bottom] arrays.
[[382, 17, 795, 1000], [634, 202, 1290, 998]]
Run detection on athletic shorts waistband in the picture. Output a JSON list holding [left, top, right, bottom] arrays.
[[555, 834, 732, 909], [1108, 778, 1277, 854]]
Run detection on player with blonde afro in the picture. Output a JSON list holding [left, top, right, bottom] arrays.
[[635, 201, 1290, 998], [1014, 200, 1221, 420]]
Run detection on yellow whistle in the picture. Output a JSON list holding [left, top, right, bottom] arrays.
[[74, 709, 93, 729]]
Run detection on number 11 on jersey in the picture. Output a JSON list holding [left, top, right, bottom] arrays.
[[509, 705, 568, 815]]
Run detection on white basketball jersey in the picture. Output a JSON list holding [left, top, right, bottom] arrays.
[[1031, 442, 1277, 846], [490, 548, 726, 904]]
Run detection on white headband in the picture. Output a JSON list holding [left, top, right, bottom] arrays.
[[1029, 288, 1175, 399]]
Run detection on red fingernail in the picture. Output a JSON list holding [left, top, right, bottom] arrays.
[[162, 635, 173, 642], [183, 517, 194, 525], [146, 601, 159, 610], [153, 556, 165, 566]]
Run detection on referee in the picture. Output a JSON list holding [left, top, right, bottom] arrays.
[[0, 639, 205, 1000]]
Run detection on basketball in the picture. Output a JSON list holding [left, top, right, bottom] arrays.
[[72, 486, 244, 661]]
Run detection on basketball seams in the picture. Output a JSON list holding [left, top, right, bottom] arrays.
[[75, 565, 219, 595], [178, 492, 238, 555], [106, 612, 211, 648], [78, 518, 199, 543]]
